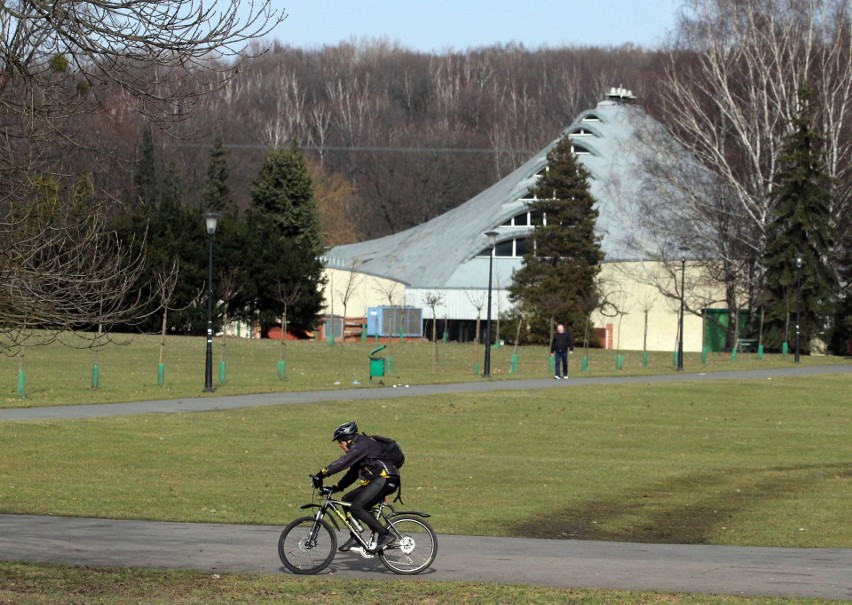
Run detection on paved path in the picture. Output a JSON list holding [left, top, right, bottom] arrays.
[[1, 364, 849, 421], [1, 514, 850, 600], [1, 364, 850, 599]]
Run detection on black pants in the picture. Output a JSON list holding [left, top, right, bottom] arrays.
[[554, 351, 568, 377], [342, 477, 398, 535]]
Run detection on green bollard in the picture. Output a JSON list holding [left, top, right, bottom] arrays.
[[374, 334, 378, 343], [757, 344, 764, 360], [616, 354, 624, 370], [473, 362, 480, 374], [581, 356, 589, 372], [782, 341, 789, 356], [277, 359, 286, 380], [218, 360, 227, 385], [510, 353, 519, 373], [157, 363, 165, 386], [361, 325, 367, 343], [443, 331, 448, 343], [673, 350, 678, 366], [642, 351, 648, 368], [548, 356, 555, 374], [17, 369, 26, 397], [386, 356, 394, 374], [731, 347, 738, 361], [702, 346, 708, 364], [91, 364, 100, 389]]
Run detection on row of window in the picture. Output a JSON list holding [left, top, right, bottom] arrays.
[[479, 116, 602, 259]]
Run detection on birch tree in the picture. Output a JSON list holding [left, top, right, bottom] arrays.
[[636, 0, 851, 341]]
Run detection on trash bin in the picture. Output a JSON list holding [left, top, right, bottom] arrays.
[[369, 345, 387, 381]]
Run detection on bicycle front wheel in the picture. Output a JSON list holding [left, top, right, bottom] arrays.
[[278, 516, 336, 574], [378, 515, 438, 575]]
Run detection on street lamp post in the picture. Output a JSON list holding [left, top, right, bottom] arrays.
[[794, 254, 803, 364], [204, 213, 219, 392], [677, 254, 686, 371], [483, 230, 498, 378]]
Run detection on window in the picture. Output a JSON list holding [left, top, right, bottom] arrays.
[[572, 143, 592, 155], [504, 211, 533, 226], [495, 239, 514, 257], [476, 237, 531, 258], [570, 128, 595, 136], [581, 114, 601, 122]]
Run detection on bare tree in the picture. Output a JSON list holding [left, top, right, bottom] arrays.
[[218, 266, 244, 370], [276, 282, 303, 368], [423, 290, 445, 372], [153, 261, 196, 385], [0, 1, 284, 348], [0, 189, 150, 350], [465, 289, 486, 366], [333, 260, 365, 340], [639, 0, 852, 334]]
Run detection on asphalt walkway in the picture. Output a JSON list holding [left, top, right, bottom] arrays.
[[1, 364, 850, 599]]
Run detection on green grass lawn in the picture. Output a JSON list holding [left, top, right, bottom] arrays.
[[2, 332, 847, 407], [1, 563, 844, 605], [1, 335, 849, 604], [1, 375, 848, 548]]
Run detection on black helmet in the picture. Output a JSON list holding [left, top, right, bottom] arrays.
[[332, 421, 358, 442]]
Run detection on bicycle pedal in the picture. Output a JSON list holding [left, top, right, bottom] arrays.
[[353, 547, 375, 559]]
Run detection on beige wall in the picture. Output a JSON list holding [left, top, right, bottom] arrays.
[[323, 268, 408, 319], [322, 260, 724, 352], [591, 261, 724, 353]]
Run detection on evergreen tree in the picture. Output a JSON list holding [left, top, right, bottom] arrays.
[[243, 144, 326, 334], [132, 126, 159, 207], [762, 85, 837, 352], [508, 135, 604, 343], [200, 135, 235, 213], [251, 142, 323, 252]]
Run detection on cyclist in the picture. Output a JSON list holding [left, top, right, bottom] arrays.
[[312, 421, 400, 552]]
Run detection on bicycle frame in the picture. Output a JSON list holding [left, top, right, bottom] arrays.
[[300, 488, 430, 553]]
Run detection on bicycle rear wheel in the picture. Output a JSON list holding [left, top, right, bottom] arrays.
[[278, 516, 336, 574], [378, 515, 437, 575]]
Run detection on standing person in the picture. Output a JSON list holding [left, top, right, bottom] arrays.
[[312, 421, 400, 552], [550, 323, 574, 379]]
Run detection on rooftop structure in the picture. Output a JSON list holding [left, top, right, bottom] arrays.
[[323, 91, 655, 298]]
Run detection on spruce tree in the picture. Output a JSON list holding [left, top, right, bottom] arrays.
[[508, 135, 604, 343], [132, 126, 159, 207], [200, 135, 234, 213], [762, 85, 837, 352], [245, 143, 325, 334]]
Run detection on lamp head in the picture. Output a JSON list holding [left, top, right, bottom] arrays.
[[795, 254, 803, 268], [485, 230, 498, 247], [204, 212, 220, 236]]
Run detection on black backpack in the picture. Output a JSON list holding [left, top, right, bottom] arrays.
[[370, 434, 405, 469]]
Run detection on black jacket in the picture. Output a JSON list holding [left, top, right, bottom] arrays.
[[550, 330, 574, 354], [322, 434, 399, 490]]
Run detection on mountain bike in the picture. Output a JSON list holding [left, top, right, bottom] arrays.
[[278, 478, 437, 575]]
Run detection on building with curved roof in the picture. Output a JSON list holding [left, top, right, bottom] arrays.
[[322, 89, 720, 351]]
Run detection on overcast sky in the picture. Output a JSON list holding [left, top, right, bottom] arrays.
[[258, 1, 681, 51]]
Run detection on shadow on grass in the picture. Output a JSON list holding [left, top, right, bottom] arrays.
[[508, 462, 850, 544]]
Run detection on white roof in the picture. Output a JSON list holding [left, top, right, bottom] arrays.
[[324, 98, 656, 288]]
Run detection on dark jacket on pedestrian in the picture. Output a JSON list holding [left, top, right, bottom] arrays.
[[550, 331, 574, 354]]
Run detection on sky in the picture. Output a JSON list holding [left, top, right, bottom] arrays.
[[255, 1, 681, 52]]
